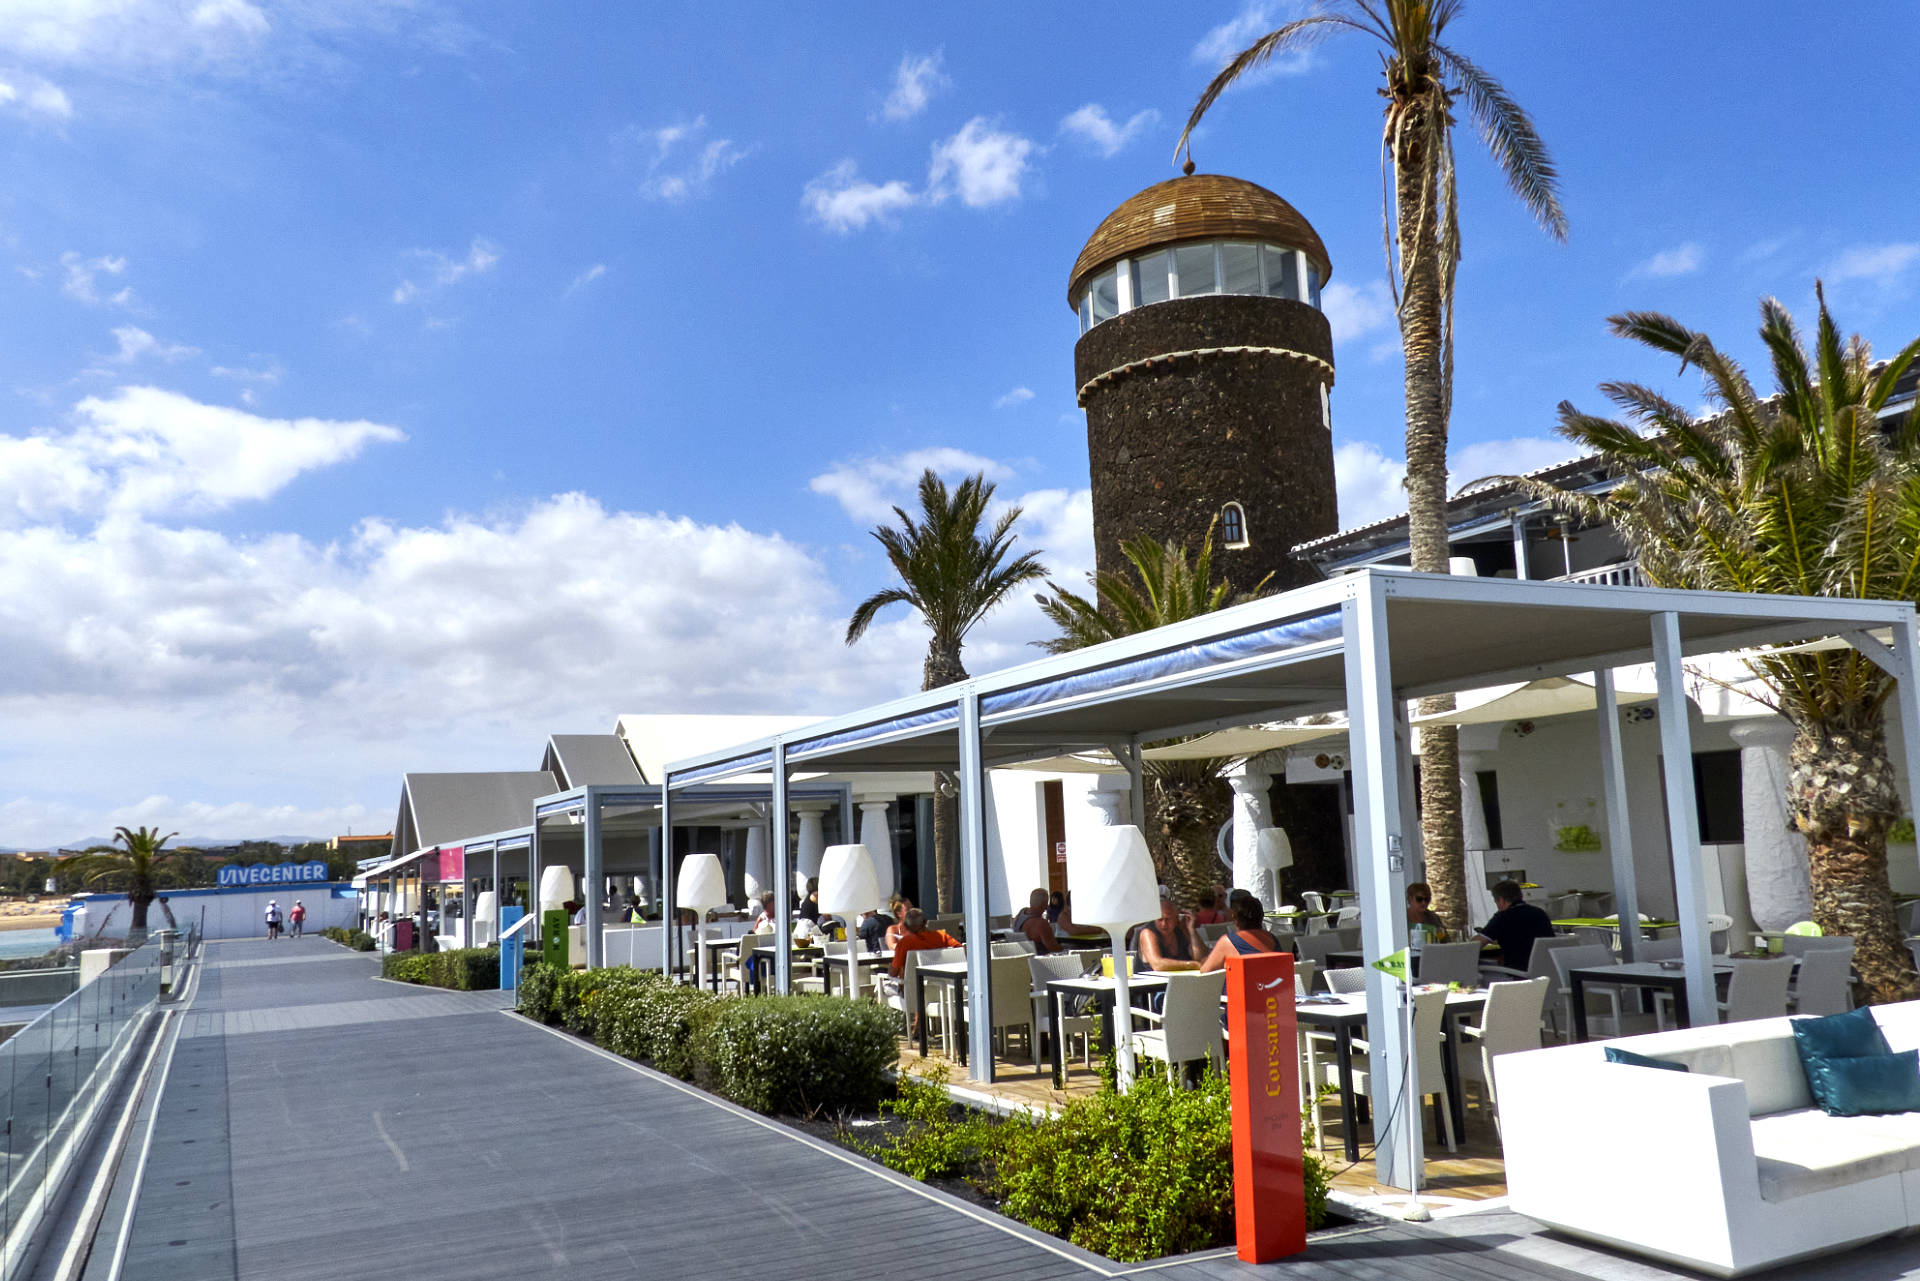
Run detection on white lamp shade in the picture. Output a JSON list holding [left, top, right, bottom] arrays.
[[537, 865, 576, 911], [678, 852, 728, 914], [1256, 827, 1293, 871], [817, 844, 880, 917], [1065, 824, 1159, 932], [474, 890, 498, 923]]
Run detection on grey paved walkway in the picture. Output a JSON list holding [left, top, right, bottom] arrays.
[[110, 937, 1911, 1281]]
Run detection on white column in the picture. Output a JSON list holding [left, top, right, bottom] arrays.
[[858, 799, 896, 902], [743, 820, 770, 903], [1087, 777, 1128, 826], [1228, 763, 1277, 907], [794, 802, 829, 886], [1728, 718, 1812, 930]]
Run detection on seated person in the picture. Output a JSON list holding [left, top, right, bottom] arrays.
[[1011, 888, 1061, 954], [883, 896, 913, 952], [1406, 881, 1449, 942], [749, 893, 779, 934], [857, 903, 895, 953], [1044, 890, 1065, 924], [1200, 895, 1282, 971], [1135, 891, 1202, 973], [888, 908, 962, 980], [1192, 884, 1230, 926], [1474, 880, 1556, 970], [797, 877, 821, 923]]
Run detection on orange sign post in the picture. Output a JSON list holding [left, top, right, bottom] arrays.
[[1224, 950, 1306, 1262]]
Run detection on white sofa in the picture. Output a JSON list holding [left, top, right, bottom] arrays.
[[1496, 1000, 1920, 1277]]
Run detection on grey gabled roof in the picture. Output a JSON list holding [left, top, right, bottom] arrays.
[[391, 771, 558, 859], [541, 735, 643, 789]]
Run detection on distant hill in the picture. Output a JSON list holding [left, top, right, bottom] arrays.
[[0, 836, 328, 855]]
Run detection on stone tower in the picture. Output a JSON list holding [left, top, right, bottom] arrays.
[[1070, 173, 1338, 599]]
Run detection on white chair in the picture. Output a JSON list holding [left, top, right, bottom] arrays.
[[718, 935, 761, 994], [1570, 925, 1616, 951], [991, 940, 1036, 957], [1293, 932, 1347, 973], [886, 945, 966, 1052], [1456, 976, 1549, 1135], [1783, 933, 1853, 957], [1292, 959, 1319, 998], [1549, 943, 1634, 1039], [1484, 933, 1585, 1037], [1301, 891, 1328, 915], [1548, 893, 1583, 920], [961, 954, 1041, 1064], [1028, 952, 1097, 1075], [1314, 984, 1456, 1152], [1418, 941, 1485, 987], [1637, 937, 1684, 961], [1333, 906, 1362, 930], [1196, 922, 1233, 947], [1719, 956, 1795, 1023], [1323, 965, 1368, 994], [1908, 937, 1920, 971], [1902, 902, 1920, 935], [1706, 913, 1735, 954], [1129, 970, 1226, 1084], [1788, 945, 1854, 1016]]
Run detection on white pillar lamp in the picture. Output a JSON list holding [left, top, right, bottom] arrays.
[[1066, 824, 1159, 1090], [1256, 827, 1293, 907], [817, 843, 880, 1002], [678, 853, 728, 990]]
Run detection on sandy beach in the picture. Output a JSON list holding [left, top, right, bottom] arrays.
[[0, 903, 64, 931]]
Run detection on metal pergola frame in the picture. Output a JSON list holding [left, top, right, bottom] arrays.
[[660, 567, 1920, 1189]]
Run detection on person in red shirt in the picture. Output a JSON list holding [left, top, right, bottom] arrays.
[[888, 908, 961, 979], [1191, 884, 1230, 926]]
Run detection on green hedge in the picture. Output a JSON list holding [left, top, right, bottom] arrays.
[[517, 961, 898, 1117], [320, 926, 376, 952], [381, 946, 499, 990]]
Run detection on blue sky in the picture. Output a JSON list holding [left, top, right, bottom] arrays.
[[0, 1, 1915, 846]]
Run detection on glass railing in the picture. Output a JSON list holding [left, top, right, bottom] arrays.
[[0, 935, 169, 1279]]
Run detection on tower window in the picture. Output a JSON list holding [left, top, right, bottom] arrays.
[[1076, 239, 1325, 331], [1261, 245, 1298, 300], [1320, 383, 1331, 429], [1132, 251, 1170, 306], [1173, 244, 1216, 298], [1220, 502, 1249, 549]]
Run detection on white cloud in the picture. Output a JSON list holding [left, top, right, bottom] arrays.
[[563, 263, 607, 298], [391, 237, 498, 305], [809, 447, 1014, 524], [803, 159, 917, 233], [1320, 279, 1395, 344], [1192, 2, 1314, 81], [994, 386, 1034, 410], [1829, 242, 1920, 282], [209, 357, 283, 385], [0, 71, 71, 119], [630, 115, 750, 202], [107, 325, 196, 364], [1059, 103, 1158, 158], [927, 117, 1034, 209], [1628, 242, 1704, 279], [1333, 436, 1571, 531], [0, 386, 402, 525], [190, 0, 268, 36], [60, 251, 131, 306], [880, 50, 948, 122]]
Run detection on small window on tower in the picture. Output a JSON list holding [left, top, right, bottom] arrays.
[[1220, 502, 1249, 549]]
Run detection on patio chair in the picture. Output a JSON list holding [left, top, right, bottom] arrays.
[[1028, 952, 1097, 1076], [961, 953, 1041, 1064], [1333, 906, 1362, 930], [1323, 965, 1368, 995], [1579, 892, 1615, 917], [886, 946, 966, 1054], [1707, 913, 1735, 954], [1456, 976, 1550, 1135], [717, 935, 760, 995], [1293, 959, 1319, 998], [1314, 984, 1456, 1153], [1901, 901, 1920, 935], [1637, 936, 1684, 961], [991, 940, 1036, 957], [1301, 891, 1328, 915], [1482, 934, 1586, 1038], [1197, 922, 1233, 947], [1549, 943, 1635, 1039], [1129, 970, 1226, 1085], [1570, 925, 1616, 951], [1720, 956, 1794, 1023], [1788, 944, 1854, 1016], [1908, 938, 1920, 971], [1548, 893, 1583, 920], [1292, 932, 1347, 974], [1783, 933, 1854, 957], [1417, 941, 1485, 987]]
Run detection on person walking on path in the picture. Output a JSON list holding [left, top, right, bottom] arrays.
[[288, 900, 306, 938], [264, 899, 283, 940]]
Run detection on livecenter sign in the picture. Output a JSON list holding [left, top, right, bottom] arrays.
[[216, 860, 330, 887]]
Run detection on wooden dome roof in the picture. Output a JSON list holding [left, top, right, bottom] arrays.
[[1068, 173, 1332, 309]]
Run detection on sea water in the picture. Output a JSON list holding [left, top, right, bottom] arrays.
[[0, 929, 60, 961]]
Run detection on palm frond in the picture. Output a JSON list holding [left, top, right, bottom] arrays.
[[1435, 44, 1567, 241], [1176, 13, 1362, 169]]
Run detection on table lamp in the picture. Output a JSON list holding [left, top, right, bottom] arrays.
[[537, 865, 575, 913], [1066, 824, 1159, 1089], [1256, 827, 1292, 906], [818, 843, 879, 1000], [678, 852, 728, 989]]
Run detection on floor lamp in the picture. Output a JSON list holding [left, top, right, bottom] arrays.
[[1066, 825, 1159, 1091], [818, 844, 878, 1001], [678, 853, 727, 989]]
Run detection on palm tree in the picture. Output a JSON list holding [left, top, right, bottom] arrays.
[[1178, 0, 1568, 933], [846, 470, 1048, 911], [63, 825, 179, 941], [1524, 289, 1920, 1003], [1036, 528, 1270, 907]]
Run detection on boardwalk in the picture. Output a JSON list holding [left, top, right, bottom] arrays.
[[92, 938, 1915, 1281]]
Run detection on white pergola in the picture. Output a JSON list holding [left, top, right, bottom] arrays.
[[662, 568, 1920, 1187]]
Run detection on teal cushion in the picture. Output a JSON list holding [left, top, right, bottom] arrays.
[[1605, 1046, 1690, 1073], [1792, 1006, 1891, 1061], [1805, 1050, 1920, 1116]]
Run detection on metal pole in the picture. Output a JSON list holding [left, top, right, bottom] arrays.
[[1510, 512, 1530, 581], [772, 743, 792, 994], [659, 784, 674, 980], [1651, 611, 1715, 1025], [1594, 668, 1643, 963], [529, 823, 542, 957], [1887, 615, 1920, 886], [584, 788, 604, 970], [491, 844, 501, 948], [1341, 578, 1416, 1189], [958, 690, 994, 1085], [1125, 736, 1147, 831]]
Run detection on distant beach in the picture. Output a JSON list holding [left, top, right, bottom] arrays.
[[0, 904, 64, 932]]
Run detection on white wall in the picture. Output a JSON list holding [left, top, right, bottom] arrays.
[[73, 884, 361, 941]]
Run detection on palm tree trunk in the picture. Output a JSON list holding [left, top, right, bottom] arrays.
[[924, 645, 969, 915], [1150, 767, 1230, 910], [1788, 712, 1918, 1004], [1394, 106, 1470, 933]]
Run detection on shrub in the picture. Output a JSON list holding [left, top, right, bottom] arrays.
[[594, 978, 722, 1079], [320, 926, 377, 951], [382, 946, 499, 990], [695, 994, 900, 1117], [858, 1065, 997, 1181], [519, 960, 560, 1023]]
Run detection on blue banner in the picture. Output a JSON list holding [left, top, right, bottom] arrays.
[[217, 860, 330, 887]]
